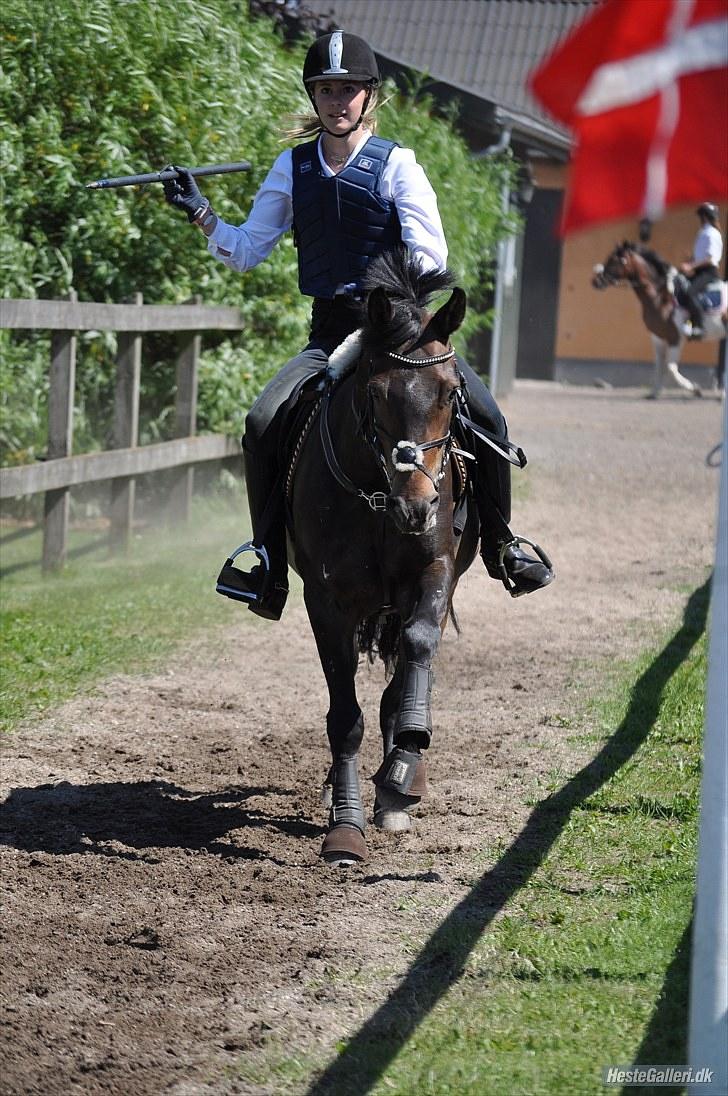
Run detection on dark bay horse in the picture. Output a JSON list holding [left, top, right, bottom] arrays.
[[592, 241, 727, 398], [287, 251, 480, 865]]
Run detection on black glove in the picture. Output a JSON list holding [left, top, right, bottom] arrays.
[[162, 165, 210, 224]]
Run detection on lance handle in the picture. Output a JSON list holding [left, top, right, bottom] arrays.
[[85, 161, 252, 190]]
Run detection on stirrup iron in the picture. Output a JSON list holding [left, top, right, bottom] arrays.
[[498, 536, 553, 598], [215, 541, 269, 603]]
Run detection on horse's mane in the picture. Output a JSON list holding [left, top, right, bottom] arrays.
[[359, 246, 455, 352], [617, 240, 671, 281]]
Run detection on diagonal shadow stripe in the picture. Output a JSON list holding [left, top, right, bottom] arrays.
[[307, 578, 711, 1096], [0, 531, 110, 578], [621, 919, 692, 1096]]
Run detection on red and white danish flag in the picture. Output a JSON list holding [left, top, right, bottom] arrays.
[[530, 0, 728, 233]]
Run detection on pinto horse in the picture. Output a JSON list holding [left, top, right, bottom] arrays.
[[592, 241, 727, 398], [287, 250, 480, 865]]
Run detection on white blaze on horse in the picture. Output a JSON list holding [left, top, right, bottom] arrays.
[[592, 241, 727, 398]]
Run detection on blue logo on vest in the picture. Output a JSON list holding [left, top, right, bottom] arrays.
[[358, 157, 373, 170], [300, 161, 312, 174]]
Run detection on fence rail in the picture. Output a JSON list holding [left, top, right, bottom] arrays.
[[0, 298, 245, 333], [0, 294, 244, 571]]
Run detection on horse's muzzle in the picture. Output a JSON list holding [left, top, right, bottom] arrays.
[[386, 492, 439, 535], [592, 264, 609, 290]]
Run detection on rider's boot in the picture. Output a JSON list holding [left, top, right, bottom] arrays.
[[215, 444, 288, 621], [481, 536, 555, 597], [682, 298, 705, 340], [475, 471, 554, 596], [682, 321, 705, 340]]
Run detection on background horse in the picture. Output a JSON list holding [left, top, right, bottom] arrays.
[[288, 250, 479, 866], [592, 241, 727, 398]]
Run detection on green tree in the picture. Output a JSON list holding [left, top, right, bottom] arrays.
[[0, 0, 515, 465]]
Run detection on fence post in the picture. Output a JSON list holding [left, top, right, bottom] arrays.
[[110, 292, 142, 553], [168, 296, 201, 524], [42, 289, 77, 573]]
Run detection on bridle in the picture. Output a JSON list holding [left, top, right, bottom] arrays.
[[320, 336, 527, 512], [595, 245, 667, 292], [320, 343, 464, 512], [594, 250, 638, 289], [363, 346, 462, 498]]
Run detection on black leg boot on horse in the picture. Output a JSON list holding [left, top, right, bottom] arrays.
[[216, 441, 289, 620], [373, 660, 430, 832]]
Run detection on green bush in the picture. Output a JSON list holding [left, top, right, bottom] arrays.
[[0, 0, 515, 465]]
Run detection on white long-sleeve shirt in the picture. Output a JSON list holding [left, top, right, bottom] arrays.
[[693, 224, 723, 266], [207, 131, 448, 286]]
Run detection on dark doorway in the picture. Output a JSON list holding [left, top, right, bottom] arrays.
[[517, 188, 563, 380]]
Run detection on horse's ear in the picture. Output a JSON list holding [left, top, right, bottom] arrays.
[[431, 287, 467, 340], [368, 286, 393, 328]]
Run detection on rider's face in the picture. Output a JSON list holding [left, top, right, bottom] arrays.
[[312, 80, 369, 133]]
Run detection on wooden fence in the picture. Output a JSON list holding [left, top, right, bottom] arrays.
[[0, 294, 244, 571]]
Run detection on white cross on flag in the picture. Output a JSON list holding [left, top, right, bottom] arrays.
[[530, 0, 728, 233]]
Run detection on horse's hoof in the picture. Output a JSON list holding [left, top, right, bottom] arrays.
[[320, 824, 366, 866], [374, 809, 412, 833], [692, 387, 703, 398], [373, 785, 421, 831]]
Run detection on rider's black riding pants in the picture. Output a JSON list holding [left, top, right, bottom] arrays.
[[684, 264, 720, 327]]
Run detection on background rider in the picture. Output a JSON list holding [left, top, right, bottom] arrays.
[[680, 202, 723, 340]]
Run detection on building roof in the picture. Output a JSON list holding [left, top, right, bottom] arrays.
[[302, 0, 598, 152]]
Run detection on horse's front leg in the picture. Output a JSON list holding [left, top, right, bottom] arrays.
[[373, 559, 452, 831], [665, 343, 701, 397], [304, 586, 367, 866], [649, 336, 666, 398]]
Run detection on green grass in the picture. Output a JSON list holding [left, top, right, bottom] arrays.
[[0, 488, 262, 732], [232, 579, 709, 1096]]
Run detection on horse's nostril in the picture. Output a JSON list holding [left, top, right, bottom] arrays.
[[387, 493, 439, 533]]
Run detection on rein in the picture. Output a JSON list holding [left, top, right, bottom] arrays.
[[318, 341, 525, 513]]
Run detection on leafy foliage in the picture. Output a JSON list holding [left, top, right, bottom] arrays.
[[0, 0, 516, 464]]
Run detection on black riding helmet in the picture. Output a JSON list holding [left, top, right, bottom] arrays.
[[697, 202, 719, 224], [303, 30, 379, 136]]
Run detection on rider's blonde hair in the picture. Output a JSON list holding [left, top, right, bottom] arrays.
[[281, 88, 381, 142]]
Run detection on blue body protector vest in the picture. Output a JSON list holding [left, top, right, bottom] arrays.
[[291, 135, 402, 299]]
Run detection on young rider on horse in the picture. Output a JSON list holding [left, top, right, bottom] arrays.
[[163, 30, 554, 620], [680, 202, 723, 340]]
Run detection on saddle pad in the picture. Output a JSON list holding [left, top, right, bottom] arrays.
[[698, 280, 727, 314]]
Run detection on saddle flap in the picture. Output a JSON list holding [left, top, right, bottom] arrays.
[[698, 280, 727, 314]]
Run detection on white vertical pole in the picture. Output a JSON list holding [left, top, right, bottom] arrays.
[[488, 179, 511, 395], [688, 394, 728, 1094]]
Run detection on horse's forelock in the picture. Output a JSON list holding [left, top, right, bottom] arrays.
[[360, 247, 455, 353]]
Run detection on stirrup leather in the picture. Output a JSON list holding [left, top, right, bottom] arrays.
[[215, 541, 269, 603], [498, 536, 554, 598]]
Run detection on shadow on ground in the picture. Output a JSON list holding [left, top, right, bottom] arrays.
[[0, 779, 323, 866], [305, 578, 710, 1096]]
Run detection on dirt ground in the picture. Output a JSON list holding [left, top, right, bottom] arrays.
[[1, 380, 724, 1096]]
